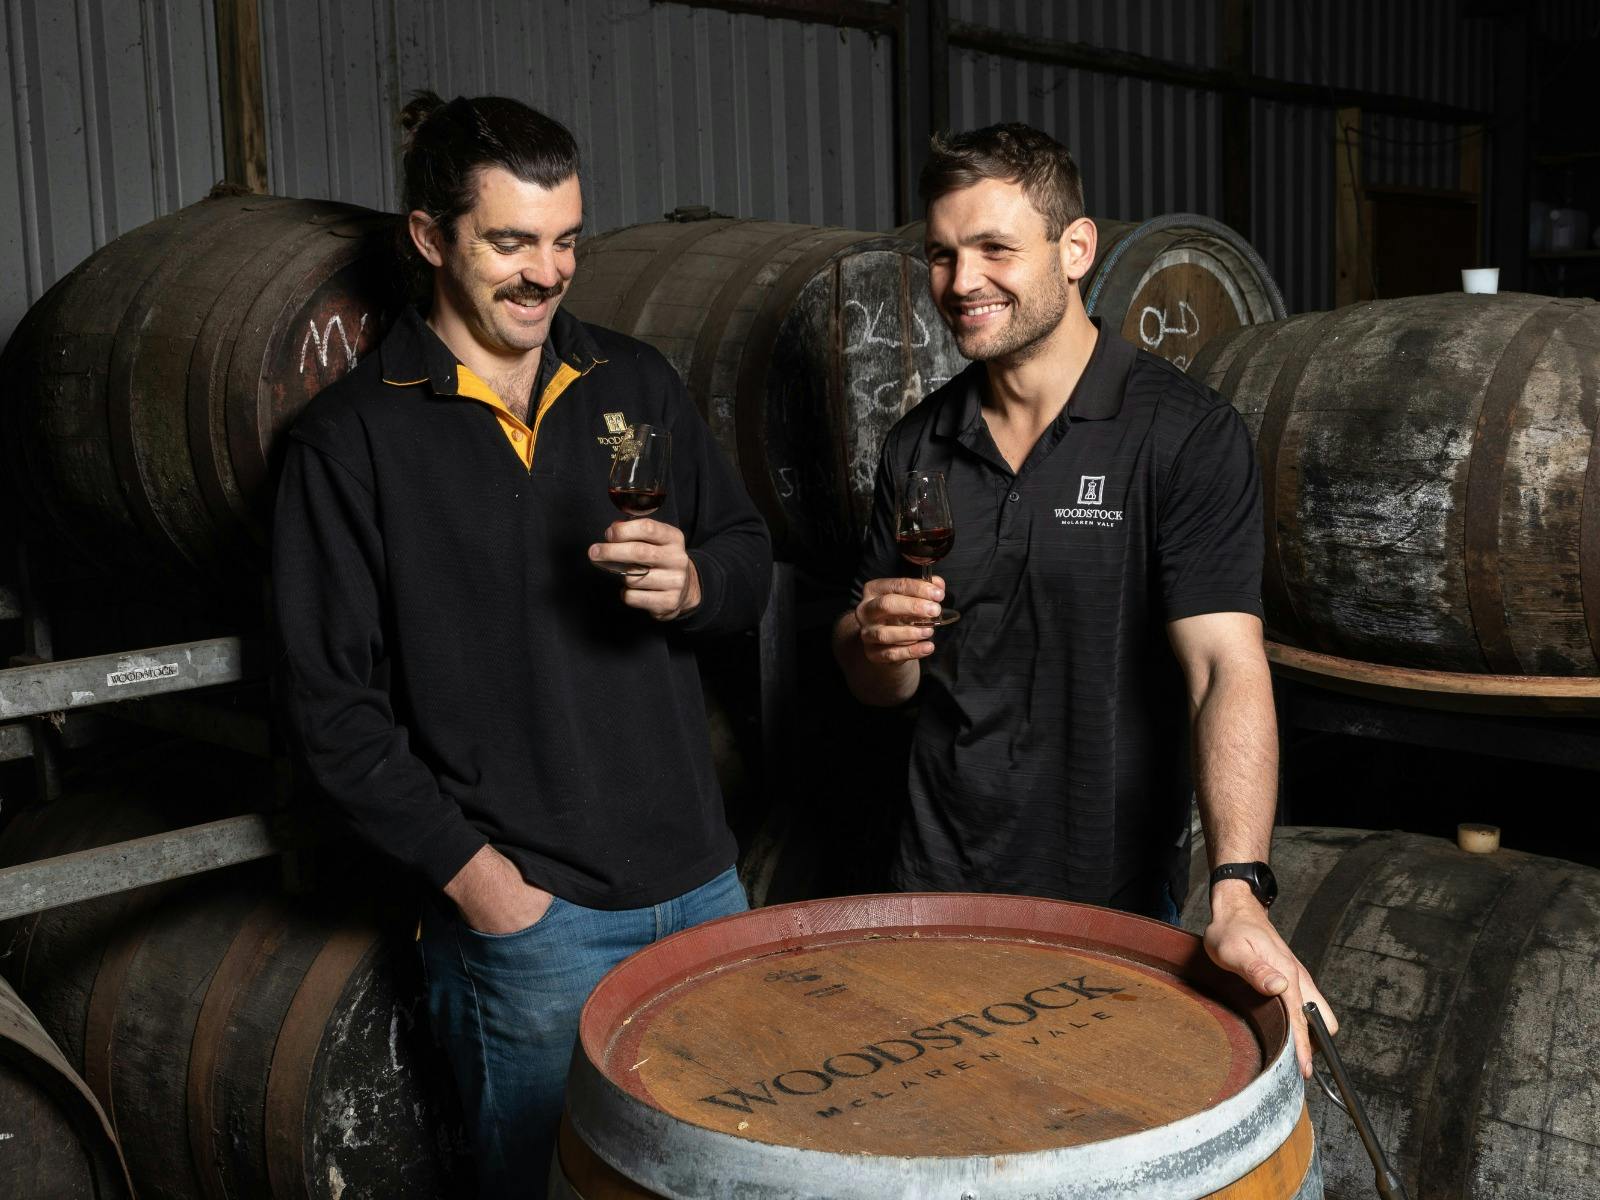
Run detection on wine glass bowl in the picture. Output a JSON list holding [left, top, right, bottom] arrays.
[[600, 424, 670, 576], [896, 470, 960, 627]]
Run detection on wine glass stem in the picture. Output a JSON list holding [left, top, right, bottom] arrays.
[[921, 564, 932, 584]]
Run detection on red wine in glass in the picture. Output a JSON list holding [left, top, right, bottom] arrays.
[[896, 526, 954, 565], [599, 424, 670, 577], [608, 486, 666, 518], [896, 470, 960, 626]]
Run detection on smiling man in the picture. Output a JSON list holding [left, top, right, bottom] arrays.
[[273, 93, 770, 1197], [833, 123, 1334, 1077]]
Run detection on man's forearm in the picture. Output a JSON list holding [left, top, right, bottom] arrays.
[[832, 611, 920, 707], [1190, 658, 1278, 868]]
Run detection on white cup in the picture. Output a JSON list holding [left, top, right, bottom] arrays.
[[1461, 268, 1499, 294]]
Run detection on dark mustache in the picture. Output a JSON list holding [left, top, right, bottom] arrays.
[[494, 281, 564, 305]]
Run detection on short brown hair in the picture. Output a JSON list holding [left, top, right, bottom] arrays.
[[919, 123, 1085, 240]]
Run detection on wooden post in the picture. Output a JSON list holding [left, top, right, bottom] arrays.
[[1334, 107, 1372, 305], [1220, 0, 1253, 237], [214, 0, 269, 193]]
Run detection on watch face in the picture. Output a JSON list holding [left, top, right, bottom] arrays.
[[1255, 863, 1278, 907], [1212, 862, 1278, 908]]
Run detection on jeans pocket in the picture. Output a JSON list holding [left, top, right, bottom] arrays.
[[459, 896, 566, 943]]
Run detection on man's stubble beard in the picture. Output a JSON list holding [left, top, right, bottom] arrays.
[[953, 259, 1072, 366]]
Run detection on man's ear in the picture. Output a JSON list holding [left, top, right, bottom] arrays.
[[408, 210, 446, 268], [1061, 216, 1098, 283]]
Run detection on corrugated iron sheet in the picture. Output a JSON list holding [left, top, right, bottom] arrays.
[[948, 42, 1223, 225], [0, 0, 224, 347], [944, 0, 1499, 312], [11, 0, 1594, 353], [259, 0, 898, 234], [949, 0, 1220, 69], [1252, 99, 1335, 317]]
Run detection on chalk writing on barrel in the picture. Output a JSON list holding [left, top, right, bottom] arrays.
[[1138, 300, 1199, 368], [300, 312, 369, 374], [844, 300, 932, 354]]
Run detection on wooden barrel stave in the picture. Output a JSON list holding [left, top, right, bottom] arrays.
[[0, 976, 132, 1200], [1191, 295, 1600, 676], [1183, 827, 1600, 1200], [109, 199, 327, 577], [2, 199, 262, 571]]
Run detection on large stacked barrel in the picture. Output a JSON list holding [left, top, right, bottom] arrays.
[[0, 193, 401, 584], [1190, 294, 1600, 678], [1183, 827, 1600, 1200], [0, 774, 466, 1198], [0, 976, 131, 1198]]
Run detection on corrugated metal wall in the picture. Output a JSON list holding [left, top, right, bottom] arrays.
[[258, 0, 898, 236], [947, 1, 1222, 226], [946, 0, 1496, 315], [10, 0, 1600, 351], [1252, 0, 1494, 313], [0, 0, 225, 348], [1536, 0, 1600, 38]]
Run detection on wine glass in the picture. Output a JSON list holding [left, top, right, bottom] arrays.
[[600, 424, 670, 577], [896, 469, 959, 626]]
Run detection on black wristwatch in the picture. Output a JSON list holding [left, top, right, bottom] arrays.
[[1209, 861, 1278, 909]]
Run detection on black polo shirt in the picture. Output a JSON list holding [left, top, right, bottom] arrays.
[[852, 321, 1263, 915]]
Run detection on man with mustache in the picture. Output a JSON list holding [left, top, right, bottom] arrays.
[[273, 93, 771, 1197], [834, 123, 1335, 1079]]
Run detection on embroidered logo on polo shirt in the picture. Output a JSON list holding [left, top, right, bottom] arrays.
[[1055, 475, 1123, 529], [597, 412, 631, 448]]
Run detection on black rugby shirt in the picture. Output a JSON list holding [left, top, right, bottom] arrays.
[[851, 321, 1264, 916], [274, 307, 771, 908]]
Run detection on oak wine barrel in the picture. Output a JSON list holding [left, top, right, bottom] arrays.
[[566, 215, 968, 576], [894, 212, 1287, 370], [0, 976, 132, 1199], [0, 785, 465, 1199], [1183, 826, 1600, 1200], [1190, 294, 1600, 676], [553, 894, 1321, 1199], [0, 192, 400, 583]]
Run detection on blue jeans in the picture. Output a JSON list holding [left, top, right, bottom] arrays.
[[418, 866, 748, 1199], [1156, 881, 1182, 926]]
